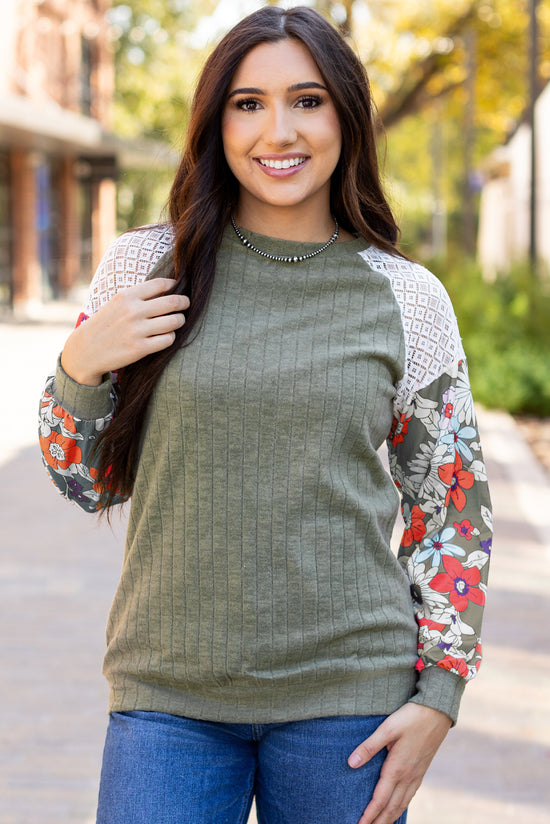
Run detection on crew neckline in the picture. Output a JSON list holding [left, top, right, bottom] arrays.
[[222, 222, 370, 261]]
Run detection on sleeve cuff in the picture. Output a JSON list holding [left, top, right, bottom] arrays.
[[54, 356, 114, 420], [409, 665, 466, 726]]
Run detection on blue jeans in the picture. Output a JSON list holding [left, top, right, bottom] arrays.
[[96, 711, 407, 824]]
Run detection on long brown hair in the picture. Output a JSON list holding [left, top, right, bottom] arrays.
[[95, 5, 402, 509]]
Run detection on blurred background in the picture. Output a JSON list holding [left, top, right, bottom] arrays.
[[1, 0, 550, 417], [0, 0, 549, 420], [1, 2, 550, 823]]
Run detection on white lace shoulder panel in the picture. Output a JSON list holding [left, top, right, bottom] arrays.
[[358, 247, 465, 408], [83, 224, 175, 315]]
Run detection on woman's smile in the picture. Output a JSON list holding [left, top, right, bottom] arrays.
[[255, 154, 310, 175]]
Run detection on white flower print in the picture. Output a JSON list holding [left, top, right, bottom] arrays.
[[403, 441, 449, 500], [481, 505, 493, 532], [405, 557, 448, 615], [453, 365, 476, 425]]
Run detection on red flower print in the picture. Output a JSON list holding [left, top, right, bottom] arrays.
[[417, 616, 446, 633], [430, 556, 485, 612], [438, 453, 474, 512], [89, 466, 102, 494], [415, 659, 425, 672], [40, 432, 82, 471], [401, 505, 427, 547], [90, 464, 117, 496], [444, 403, 454, 419], [52, 405, 77, 433], [389, 412, 412, 446], [454, 519, 474, 540], [474, 643, 483, 672], [76, 312, 89, 328], [437, 655, 469, 678]]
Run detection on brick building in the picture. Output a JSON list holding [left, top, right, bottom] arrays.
[[0, 0, 121, 313]]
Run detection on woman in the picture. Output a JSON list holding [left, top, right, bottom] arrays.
[[39, 7, 492, 824]]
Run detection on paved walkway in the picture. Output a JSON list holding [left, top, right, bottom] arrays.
[[1, 310, 549, 824]]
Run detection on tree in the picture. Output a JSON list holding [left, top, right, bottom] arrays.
[[343, 0, 550, 254], [107, 0, 217, 144]]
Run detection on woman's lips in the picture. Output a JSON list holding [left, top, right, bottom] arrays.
[[254, 156, 309, 177]]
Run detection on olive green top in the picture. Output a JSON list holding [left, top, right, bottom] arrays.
[[40, 224, 492, 725]]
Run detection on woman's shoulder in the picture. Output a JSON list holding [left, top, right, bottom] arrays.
[[104, 223, 175, 267], [357, 245, 444, 291], [357, 244, 455, 316], [357, 245, 464, 396], [84, 223, 175, 315]]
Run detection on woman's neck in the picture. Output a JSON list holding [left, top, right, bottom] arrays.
[[233, 201, 336, 243], [233, 201, 356, 243]]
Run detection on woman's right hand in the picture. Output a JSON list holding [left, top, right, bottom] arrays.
[[61, 278, 190, 386]]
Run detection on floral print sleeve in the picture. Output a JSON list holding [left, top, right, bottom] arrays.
[[360, 247, 493, 719], [39, 353, 121, 512], [38, 224, 174, 512], [388, 358, 492, 686]]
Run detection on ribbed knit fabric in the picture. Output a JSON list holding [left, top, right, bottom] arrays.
[[101, 228, 422, 722]]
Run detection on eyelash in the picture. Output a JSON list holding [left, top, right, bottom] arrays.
[[234, 95, 323, 112], [298, 95, 323, 109]]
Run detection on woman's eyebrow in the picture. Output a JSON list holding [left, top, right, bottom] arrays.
[[227, 81, 328, 99], [227, 87, 263, 98], [288, 82, 328, 92]]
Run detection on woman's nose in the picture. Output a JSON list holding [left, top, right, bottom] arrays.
[[265, 104, 297, 146]]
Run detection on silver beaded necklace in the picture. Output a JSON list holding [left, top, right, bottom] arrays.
[[231, 214, 339, 263]]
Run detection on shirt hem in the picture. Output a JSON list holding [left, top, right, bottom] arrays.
[[106, 670, 420, 724]]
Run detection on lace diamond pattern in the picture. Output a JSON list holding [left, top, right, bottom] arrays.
[[358, 248, 465, 410], [83, 224, 175, 315]]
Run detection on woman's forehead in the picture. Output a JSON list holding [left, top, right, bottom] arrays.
[[228, 39, 323, 92]]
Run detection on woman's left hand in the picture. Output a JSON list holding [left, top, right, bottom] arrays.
[[348, 702, 452, 824]]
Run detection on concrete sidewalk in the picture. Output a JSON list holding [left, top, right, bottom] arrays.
[[1, 314, 549, 824]]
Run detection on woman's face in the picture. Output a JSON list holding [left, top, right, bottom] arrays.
[[222, 38, 342, 226]]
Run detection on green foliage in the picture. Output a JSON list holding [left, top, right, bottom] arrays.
[[432, 258, 550, 416], [116, 168, 174, 232], [370, 0, 550, 256], [108, 1, 216, 145]]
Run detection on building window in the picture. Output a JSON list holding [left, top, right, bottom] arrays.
[[80, 36, 94, 116]]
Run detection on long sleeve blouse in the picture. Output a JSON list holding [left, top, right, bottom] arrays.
[[38, 224, 492, 724]]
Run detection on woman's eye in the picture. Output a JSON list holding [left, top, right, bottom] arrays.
[[236, 98, 261, 112], [297, 95, 322, 109]]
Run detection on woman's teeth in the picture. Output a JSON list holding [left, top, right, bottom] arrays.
[[258, 157, 306, 169]]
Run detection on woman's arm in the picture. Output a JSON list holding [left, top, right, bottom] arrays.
[[389, 357, 492, 714], [39, 353, 120, 512], [348, 357, 492, 824], [349, 252, 493, 823], [38, 228, 188, 512]]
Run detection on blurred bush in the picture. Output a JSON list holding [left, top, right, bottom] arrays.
[[432, 258, 550, 417]]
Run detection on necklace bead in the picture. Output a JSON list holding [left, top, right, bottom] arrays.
[[231, 215, 339, 263]]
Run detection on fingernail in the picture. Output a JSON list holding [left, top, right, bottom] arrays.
[[348, 753, 362, 768]]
